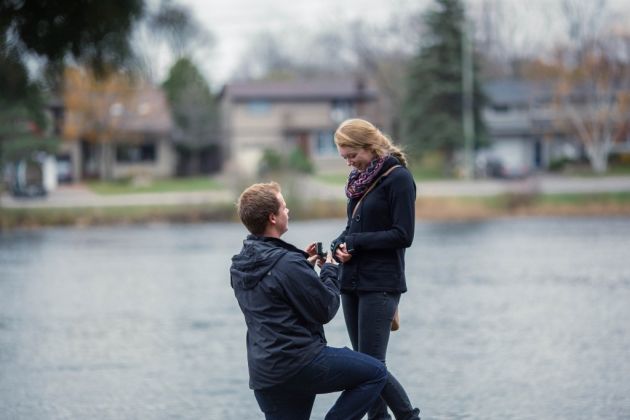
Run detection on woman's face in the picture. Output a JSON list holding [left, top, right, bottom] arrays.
[[337, 146, 376, 172]]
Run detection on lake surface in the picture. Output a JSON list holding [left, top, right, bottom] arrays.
[[1, 217, 630, 419]]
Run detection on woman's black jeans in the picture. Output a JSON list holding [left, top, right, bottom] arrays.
[[342, 291, 421, 420]]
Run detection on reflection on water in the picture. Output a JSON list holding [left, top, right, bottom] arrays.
[[1, 218, 629, 419]]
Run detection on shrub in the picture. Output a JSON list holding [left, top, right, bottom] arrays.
[[287, 148, 313, 174]]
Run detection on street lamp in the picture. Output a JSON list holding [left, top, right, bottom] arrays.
[[461, 17, 475, 179]]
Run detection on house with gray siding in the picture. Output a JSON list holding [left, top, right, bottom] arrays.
[[482, 79, 583, 177]]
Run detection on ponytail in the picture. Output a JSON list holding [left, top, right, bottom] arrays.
[[377, 130, 408, 167], [388, 145, 408, 167]]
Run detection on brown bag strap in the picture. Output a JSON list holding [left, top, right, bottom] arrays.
[[351, 165, 401, 218]]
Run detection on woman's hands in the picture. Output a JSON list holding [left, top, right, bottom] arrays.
[[324, 250, 336, 266], [334, 243, 352, 263]]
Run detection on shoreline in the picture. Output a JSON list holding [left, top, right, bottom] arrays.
[[3, 194, 630, 230]]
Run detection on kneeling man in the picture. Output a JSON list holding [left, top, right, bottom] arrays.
[[230, 182, 387, 420]]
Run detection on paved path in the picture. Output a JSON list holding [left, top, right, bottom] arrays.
[[296, 175, 630, 199], [0, 184, 234, 209], [419, 175, 630, 197], [2, 175, 630, 209]]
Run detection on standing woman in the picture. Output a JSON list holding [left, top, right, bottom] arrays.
[[331, 118, 421, 420]]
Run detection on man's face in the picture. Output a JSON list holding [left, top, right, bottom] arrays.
[[337, 146, 376, 172], [274, 192, 289, 235]]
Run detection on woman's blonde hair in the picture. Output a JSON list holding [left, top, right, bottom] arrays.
[[334, 118, 408, 167]]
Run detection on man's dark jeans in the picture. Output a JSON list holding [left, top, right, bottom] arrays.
[[253, 346, 387, 420], [342, 291, 421, 420]]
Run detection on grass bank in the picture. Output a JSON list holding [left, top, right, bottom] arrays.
[[87, 176, 223, 195], [2, 191, 630, 230], [416, 191, 630, 220], [0, 203, 237, 230]]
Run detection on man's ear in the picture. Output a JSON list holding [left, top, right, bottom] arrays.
[[268, 212, 277, 225]]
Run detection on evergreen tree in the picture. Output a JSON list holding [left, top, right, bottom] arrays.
[[0, 0, 145, 75], [0, 41, 58, 175], [162, 57, 221, 175], [401, 0, 487, 166]]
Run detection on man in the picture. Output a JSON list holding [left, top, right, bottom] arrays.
[[230, 181, 387, 420]]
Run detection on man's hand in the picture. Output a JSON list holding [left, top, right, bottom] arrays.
[[306, 242, 338, 267], [305, 242, 317, 257], [307, 254, 319, 267]]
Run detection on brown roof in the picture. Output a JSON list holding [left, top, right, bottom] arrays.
[[221, 79, 378, 102], [113, 85, 173, 134]]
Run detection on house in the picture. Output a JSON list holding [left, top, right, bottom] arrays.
[[218, 78, 381, 175], [61, 71, 175, 182], [482, 78, 581, 177]]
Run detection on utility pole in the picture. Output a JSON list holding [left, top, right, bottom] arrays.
[[461, 17, 475, 179]]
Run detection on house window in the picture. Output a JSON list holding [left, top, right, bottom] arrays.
[[491, 104, 509, 112], [247, 100, 271, 115], [116, 143, 157, 163], [331, 100, 354, 122], [315, 130, 337, 156]]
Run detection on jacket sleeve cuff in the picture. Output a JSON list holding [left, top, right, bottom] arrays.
[[345, 234, 357, 254]]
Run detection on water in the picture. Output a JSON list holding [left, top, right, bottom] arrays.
[[1, 218, 630, 419]]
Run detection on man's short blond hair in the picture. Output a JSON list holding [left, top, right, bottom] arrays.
[[237, 182, 281, 235]]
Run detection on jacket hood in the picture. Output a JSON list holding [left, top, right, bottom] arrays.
[[230, 235, 306, 290]]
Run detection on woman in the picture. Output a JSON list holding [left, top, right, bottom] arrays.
[[331, 118, 421, 420]]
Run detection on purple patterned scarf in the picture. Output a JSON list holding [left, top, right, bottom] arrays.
[[345, 156, 387, 199]]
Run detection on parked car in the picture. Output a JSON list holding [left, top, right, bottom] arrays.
[[56, 154, 73, 183], [8, 153, 58, 197]]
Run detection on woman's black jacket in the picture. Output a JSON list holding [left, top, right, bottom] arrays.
[[332, 156, 416, 293], [230, 235, 340, 390]]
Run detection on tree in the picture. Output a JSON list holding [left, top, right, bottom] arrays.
[[561, 0, 610, 57], [62, 66, 139, 180], [62, 67, 135, 142], [523, 0, 630, 174], [0, 0, 145, 75], [162, 57, 221, 175], [0, 40, 58, 180], [346, 19, 415, 140], [401, 0, 487, 169], [1, 0, 204, 86], [0, 0, 202, 183], [551, 36, 630, 173]]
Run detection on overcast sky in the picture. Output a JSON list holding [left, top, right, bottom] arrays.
[[151, 0, 630, 88], [153, 0, 414, 86]]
